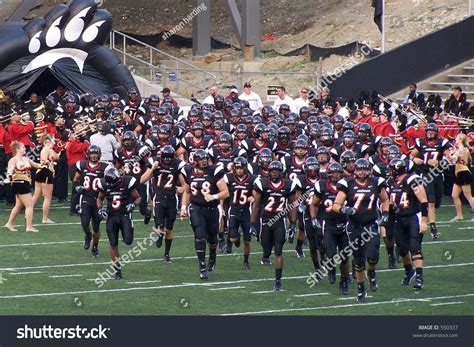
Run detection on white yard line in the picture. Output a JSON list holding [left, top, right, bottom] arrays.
[[126, 280, 161, 285], [429, 301, 463, 307], [209, 286, 245, 291], [8, 271, 44, 275], [252, 290, 286, 294], [338, 296, 373, 300], [48, 274, 83, 278], [293, 293, 330, 297], [220, 293, 474, 316]]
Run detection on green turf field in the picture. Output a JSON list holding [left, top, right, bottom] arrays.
[[0, 198, 473, 315]]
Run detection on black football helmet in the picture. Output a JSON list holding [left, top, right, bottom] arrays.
[[268, 160, 284, 182], [342, 121, 355, 132], [191, 122, 204, 137], [193, 149, 208, 169], [277, 126, 291, 143], [327, 162, 343, 182], [425, 123, 438, 141], [316, 146, 330, 165], [388, 158, 406, 179], [235, 123, 248, 141], [343, 130, 356, 147], [254, 123, 268, 141], [279, 104, 290, 115], [122, 131, 136, 149], [320, 128, 334, 147], [160, 145, 175, 167], [218, 132, 233, 152], [258, 148, 273, 169], [299, 106, 309, 120], [387, 145, 402, 161], [340, 150, 356, 172], [294, 139, 308, 158], [333, 114, 344, 130], [262, 105, 272, 120], [354, 158, 372, 180], [151, 125, 159, 138], [358, 123, 372, 140], [304, 157, 320, 178], [104, 166, 121, 188], [378, 136, 393, 156], [86, 145, 101, 163], [233, 156, 248, 177]]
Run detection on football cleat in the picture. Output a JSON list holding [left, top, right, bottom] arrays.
[[295, 248, 305, 258], [218, 234, 226, 253], [260, 257, 272, 266], [368, 271, 378, 291], [430, 225, 440, 240], [114, 270, 122, 280], [357, 289, 367, 303], [388, 256, 396, 269], [402, 268, 416, 286], [207, 261, 216, 272], [272, 280, 282, 292], [84, 233, 92, 250], [163, 255, 172, 264], [199, 267, 208, 280], [234, 236, 241, 248], [91, 245, 99, 258], [328, 269, 336, 285], [156, 235, 163, 248], [144, 210, 152, 225], [226, 237, 232, 254], [413, 276, 423, 290], [339, 278, 349, 295], [243, 261, 250, 270]]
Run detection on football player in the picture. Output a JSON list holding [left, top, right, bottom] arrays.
[[224, 157, 257, 269], [73, 145, 109, 257], [387, 158, 428, 290], [97, 167, 141, 280], [251, 161, 298, 291], [140, 145, 186, 263], [333, 158, 389, 303], [180, 149, 229, 279]]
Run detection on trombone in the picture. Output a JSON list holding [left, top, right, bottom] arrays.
[[378, 94, 427, 125], [0, 103, 45, 125]]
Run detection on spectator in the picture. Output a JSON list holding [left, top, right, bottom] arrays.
[[402, 83, 418, 104], [161, 88, 178, 107], [90, 122, 119, 164], [294, 87, 310, 112], [335, 97, 349, 119], [272, 86, 296, 113], [239, 82, 263, 113], [225, 86, 240, 103], [202, 85, 218, 105]]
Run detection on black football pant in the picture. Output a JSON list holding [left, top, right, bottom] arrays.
[[153, 194, 177, 230], [189, 204, 219, 244], [53, 151, 68, 200], [106, 213, 134, 247], [228, 205, 251, 241], [80, 198, 100, 233], [135, 182, 150, 216], [394, 215, 423, 258], [322, 220, 349, 263], [260, 218, 286, 257], [347, 222, 380, 271]]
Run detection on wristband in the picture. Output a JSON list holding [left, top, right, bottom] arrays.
[[181, 204, 188, 211], [212, 194, 218, 201], [420, 202, 428, 217]]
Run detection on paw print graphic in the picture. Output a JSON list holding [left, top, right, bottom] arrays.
[[0, 0, 137, 97]]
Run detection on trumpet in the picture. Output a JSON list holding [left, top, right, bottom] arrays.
[[0, 103, 45, 124], [378, 94, 427, 125], [443, 113, 474, 126]]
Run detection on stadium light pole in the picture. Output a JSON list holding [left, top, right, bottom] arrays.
[[381, 0, 385, 53]]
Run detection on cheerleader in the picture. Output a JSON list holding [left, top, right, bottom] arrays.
[[450, 133, 474, 221], [32, 135, 59, 223], [4, 141, 42, 232]]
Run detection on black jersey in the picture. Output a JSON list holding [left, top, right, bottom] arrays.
[[274, 141, 294, 160], [145, 137, 180, 157], [208, 145, 246, 173], [336, 176, 386, 225], [356, 136, 376, 156], [114, 147, 149, 179], [282, 156, 306, 180], [254, 178, 298, 221], [295, 174, 318, 207], [332, 143, 368, 161], [181, 136, 212, 162], [98, 176, 137, 215], [414, 137, 451, 172], [314, 179, 347, 224], [224, 172, 257, 208], [75, 161, 109, 200], [240, 138, 276, 163], [146, 157, 186, 197], [370, 154, 390, 179], [249, 163, 269, 178], [387, 173, 423, 217], [181, 164, 225, 207]]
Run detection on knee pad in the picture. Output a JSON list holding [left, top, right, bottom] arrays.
[[207, 234, 218, 246], [354, 256, 366, 271], [411, 250, 423, 261], [367, 258, 378, 266], [194, 239, 206, 252]]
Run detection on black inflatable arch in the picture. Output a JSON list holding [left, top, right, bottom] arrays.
[[0, 0, 138, 99]]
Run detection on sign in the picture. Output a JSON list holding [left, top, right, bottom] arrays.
[[267, 85, 282, 102]]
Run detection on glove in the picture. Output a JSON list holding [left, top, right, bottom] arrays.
[[287, 223, 296, 243], [298, 203, 306, 214], [340, 206, 356, 216], [126, 203, 135, 213], [98, 207, 108, 221], [311, 218, 321, 229], [75, 185, 84, 194], [250, 223, 260, 242], [377, 211, 390, 227]]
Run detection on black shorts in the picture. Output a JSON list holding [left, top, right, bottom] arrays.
[[153, 194, 178, 230], [106, 214, 134, 247], [347, 222, 380, 265], [261, 218, 286, 257], [454, 170, 472, 186], [35, 167, 54, 184], [189, 204, 220, 242], [11, 180, 31, 195], [227, 205, 251, 241], [394, 215, 423, 258], [322, 220, 349, 260], [80, 197, 101, 233], [422, 174, 443, 208]]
